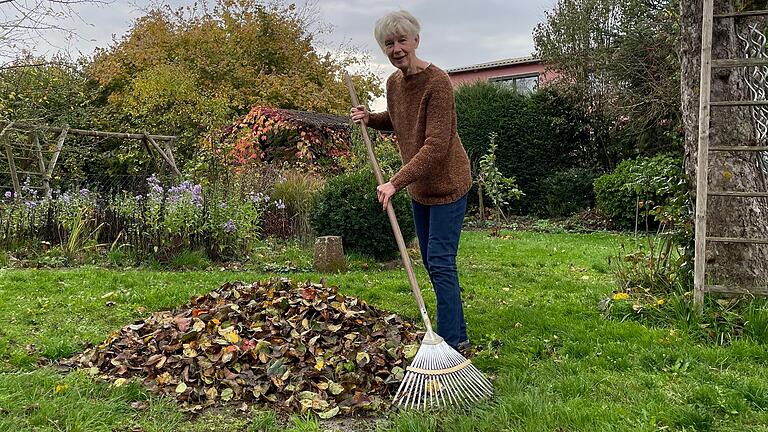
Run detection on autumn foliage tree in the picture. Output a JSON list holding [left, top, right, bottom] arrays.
[[88, 0, 380, 169]]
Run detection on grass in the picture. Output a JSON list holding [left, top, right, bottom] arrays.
[[1, 230, 768, 431]]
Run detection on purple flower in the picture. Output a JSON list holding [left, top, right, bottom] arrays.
[[147, 174, 164, 194], [223, 219, 237, 233], [4, 191, 12, 199], [191, 184, 202, 208], [25, 200, 39, 209], [60, 193, 71, 204], [79, 188, 89, 197], [276, 199, 286, 210]]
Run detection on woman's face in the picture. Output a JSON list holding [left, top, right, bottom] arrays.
[[384, 33, 419, 71]]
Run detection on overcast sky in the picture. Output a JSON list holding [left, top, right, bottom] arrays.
[[15, 0, 553, 110]]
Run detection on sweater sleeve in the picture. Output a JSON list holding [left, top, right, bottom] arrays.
[[367, 111, 393, 131], [389, 76, 454, 191]]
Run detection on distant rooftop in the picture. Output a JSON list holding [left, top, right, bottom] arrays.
[[445, 56, 541, 74]]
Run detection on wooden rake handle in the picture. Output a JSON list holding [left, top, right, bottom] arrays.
[[343, 73, 435, 335]]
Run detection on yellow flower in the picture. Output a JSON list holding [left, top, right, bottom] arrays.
[[657, 299, 665, 305], [612, 292, 630, 301]]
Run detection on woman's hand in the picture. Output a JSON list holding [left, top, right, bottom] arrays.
[[350, 105, 369, 125], [376, 182, 396, 210]]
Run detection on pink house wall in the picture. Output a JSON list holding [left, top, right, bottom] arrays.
[[448, 62, 558, 88]]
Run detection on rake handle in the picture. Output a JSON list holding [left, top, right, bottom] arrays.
[[343, 73, 435, 335]]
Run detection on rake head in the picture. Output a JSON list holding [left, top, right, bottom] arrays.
[[393, 332, 493, 410]]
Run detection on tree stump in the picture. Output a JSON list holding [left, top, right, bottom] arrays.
[[313, 236, 346, 273]]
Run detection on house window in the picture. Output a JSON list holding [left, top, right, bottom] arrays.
[[492, 74, 539, 94]]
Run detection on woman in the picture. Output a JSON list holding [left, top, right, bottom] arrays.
[[350, 10, 473, 352]]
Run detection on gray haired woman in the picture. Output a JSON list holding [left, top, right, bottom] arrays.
[[350, 10, 473, 352]]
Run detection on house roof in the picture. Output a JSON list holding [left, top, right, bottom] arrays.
[[445, 56, 542, 74], [280, 109, 349, 130]]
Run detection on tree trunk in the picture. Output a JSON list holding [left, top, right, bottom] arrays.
[[681, 0, 768, 287]]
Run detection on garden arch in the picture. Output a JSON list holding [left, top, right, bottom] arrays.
[[0, 121, 179, 198]]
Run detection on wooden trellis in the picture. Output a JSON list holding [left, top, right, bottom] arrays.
[[694, 3, 768, 307], [0, 122, 179, 197]]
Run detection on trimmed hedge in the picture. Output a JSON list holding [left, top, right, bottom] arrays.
[[538, 167, 599, 216], [455, 82, 593, 215], [310, 170, 415, 261]]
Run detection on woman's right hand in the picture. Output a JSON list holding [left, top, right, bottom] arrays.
[[350, 105, 369, 125]]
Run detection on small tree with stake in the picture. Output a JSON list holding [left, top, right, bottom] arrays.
[[477, 132, 524, 235]]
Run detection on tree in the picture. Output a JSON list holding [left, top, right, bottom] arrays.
[[534, 0, 682, 162], [88, 0, 381, 170], [477, 132, 523, 229], [0, 53, 95, 124], [681, 0, 768, 286], [0, 0, 106, 68]]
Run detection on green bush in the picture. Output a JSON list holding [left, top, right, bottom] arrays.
[[593, 154, 684, 229], [455, 82, 595, 215], [537, 167, 598, 216], [310, 170, 415, 261]]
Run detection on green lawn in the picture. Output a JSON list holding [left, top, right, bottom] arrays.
[[1, 230, 768, 431]]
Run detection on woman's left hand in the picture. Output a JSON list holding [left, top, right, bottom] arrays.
[[376, 182, 396, 210]]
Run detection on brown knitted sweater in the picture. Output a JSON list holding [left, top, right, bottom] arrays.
[[367, 64, 472, 205]]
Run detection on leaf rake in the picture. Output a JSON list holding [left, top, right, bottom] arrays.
[[343, 73, 493, 409]]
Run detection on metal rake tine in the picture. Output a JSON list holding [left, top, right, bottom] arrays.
[[468, 364, 495, 393], [454, 368, 484, 402]]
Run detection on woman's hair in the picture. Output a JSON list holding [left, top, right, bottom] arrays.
[[374, 10, 421, 51]]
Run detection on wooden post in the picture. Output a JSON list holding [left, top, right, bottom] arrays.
[[45, 125, 69, 188], [3, 138, 20, 195], [30, 132, 50, 198], [164, 139, 179, 174], [694, 0, 714, 310], [0, 122, 19, 195], [0, 121, 176, 141], [478, 182, 485, 223], [144, 132, 180, 176]]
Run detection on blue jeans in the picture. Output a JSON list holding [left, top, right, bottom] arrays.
[[411, 193, 468, 348]]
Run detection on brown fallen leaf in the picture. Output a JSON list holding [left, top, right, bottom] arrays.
[[62, 279, 420, 417]]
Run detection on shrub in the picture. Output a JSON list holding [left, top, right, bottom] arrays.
[[477, 132, 523, 225], [537, 167, 599, 216], [338, 129, 402, 178], [310, 170, 415, 261], [455, 82, 594, 215], [216, 106, 351, 172], [593, 154, 685, 229]]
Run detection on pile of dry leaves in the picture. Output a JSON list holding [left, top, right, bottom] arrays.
[[63, 279, 420, 418]]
